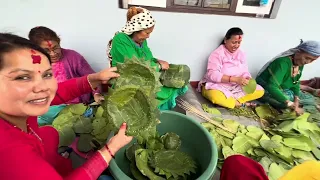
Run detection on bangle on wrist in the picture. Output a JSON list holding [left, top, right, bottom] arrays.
[[87, 75, 97, 91], [158, 62, 162, 70], [228, 76, 231, 82], [105, 144, 115, 158], [287, 101, 294, 107]]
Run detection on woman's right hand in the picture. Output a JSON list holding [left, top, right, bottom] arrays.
[[106, 123, 133, 155], [235, 77, 249, 86], [286, 100, 295, 109]]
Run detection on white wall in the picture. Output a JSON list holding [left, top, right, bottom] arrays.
[[1, 0, 319, 80]]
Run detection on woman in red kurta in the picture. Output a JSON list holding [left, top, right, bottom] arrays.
[[0, 33, 132, 179]]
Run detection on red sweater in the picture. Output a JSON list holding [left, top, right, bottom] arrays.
[[0, 76, 107, 180]]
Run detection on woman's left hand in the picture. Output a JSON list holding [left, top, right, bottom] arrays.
[[88, 67, 120, 88], [294, 107, 304, 116], [157, 60, 169, 70], [93, 93, 105, 104]]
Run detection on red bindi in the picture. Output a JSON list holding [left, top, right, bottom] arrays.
[[38, 71, 41, 73], [47, 40, 52, 48], [30, 49, 41, 64], [238, 35, 242, 40]]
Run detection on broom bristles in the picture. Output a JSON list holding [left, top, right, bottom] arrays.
[[177, 99, 235, 134]]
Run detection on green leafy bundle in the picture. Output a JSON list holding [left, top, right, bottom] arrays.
[[102, 57, 162, 137], [202, 112, 320, 180], [52, 104, 113, 152], [126, 132, 197, 180], [106, 57, 197, 179], [160, 64, 190, 88]]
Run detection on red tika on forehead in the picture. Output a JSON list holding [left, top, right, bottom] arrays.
[[47, 40, 52, 48], [30, 49, 41, 64], [238, 35, 242, 40]]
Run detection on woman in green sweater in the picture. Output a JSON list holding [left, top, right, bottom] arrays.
[[107, 6, 189, 110], [256, 40, 320, 115]]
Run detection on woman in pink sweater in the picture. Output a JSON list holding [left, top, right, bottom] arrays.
[[0, 33, 132, 179]]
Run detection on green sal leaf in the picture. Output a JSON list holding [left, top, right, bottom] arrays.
[[216, 127, 235, 139], [95, 106, 104, 118], [255, 104, 279, 120], [232, 135, 256, 154], [73, 116, 93, 134], [311, 147, 320, 160], [69, 104, 88, 115], [222, 119, 240, 133], [149, 150, 197, 178], [283, 136, 315, 151], [91, 117, 112, 145], [77, 134, 93, 153], [160, 64, 190, 88], [201, 122, 215, 131], [113, 57, 162, 96], [260, 140, 281, 150], [242, 79, 257, 94], [277, 121, 295, 132], [52, 112, 78, 131], [202, 104, 221, 115], [268, 163, 288, 180], [161, 132, 181, 150], [104, 86, 160, 137], [222, 146, 238, 159], [259, 156, 273, 172], [135, 149, 165, 180], [246, 125, 264, 140], [126, 143, 144, 162], [130, 162, 148, 180], [58, 127, 76, 147], [292, 150, 316, 161]]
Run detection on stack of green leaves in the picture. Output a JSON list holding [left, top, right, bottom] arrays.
[[52, 104, 113, 152], [159, 64, 191, 88], [201, 112, 320, 180], [104, 57, 197, 179], [126, 132, 197, 180]]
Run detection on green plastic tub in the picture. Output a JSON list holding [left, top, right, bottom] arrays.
[[109, 110, 218, 180]]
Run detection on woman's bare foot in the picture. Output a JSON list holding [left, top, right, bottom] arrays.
[[235, 102, 257, 108]]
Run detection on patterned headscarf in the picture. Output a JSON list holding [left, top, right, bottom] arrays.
[[120, 7, 155, 35], [257, 40, 320, 76], [106, 7, 156, 66]]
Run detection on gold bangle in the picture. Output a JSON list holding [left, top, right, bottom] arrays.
[[87, 75, 96, 91]]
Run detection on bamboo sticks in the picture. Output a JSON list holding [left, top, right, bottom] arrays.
[[177, 99, 235, 134]]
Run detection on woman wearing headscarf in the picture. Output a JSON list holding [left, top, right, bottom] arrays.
[[107, 7, 189, 110], [197, 27, 264, 109], [256, 40, 320, 114]]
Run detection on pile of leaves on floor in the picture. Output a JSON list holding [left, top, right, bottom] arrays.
[[201, 104, 320, 180], [52, 57, 196, 179]]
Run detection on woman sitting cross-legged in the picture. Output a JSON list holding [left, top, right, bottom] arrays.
[[198, 27, 264, 109], [107, 6, 189, 110], [256, 40, 320, 115]]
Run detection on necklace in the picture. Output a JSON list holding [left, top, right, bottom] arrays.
[[12, 123, 43, 144], [289, 56, 300, 84]]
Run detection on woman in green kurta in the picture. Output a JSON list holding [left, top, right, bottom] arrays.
[[107, 7, 188, 110], [256, 40, 320, 115]]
